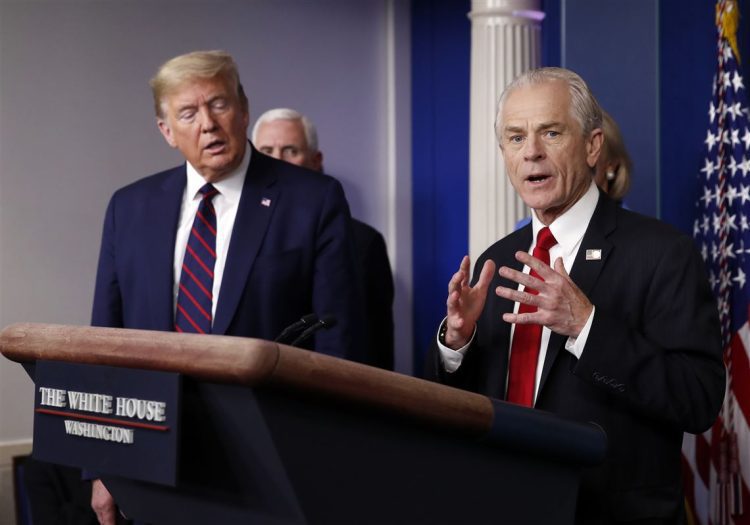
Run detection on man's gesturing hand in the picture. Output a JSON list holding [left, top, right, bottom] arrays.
[[496, 251, 592, 338], [444, 256, 496, 349]]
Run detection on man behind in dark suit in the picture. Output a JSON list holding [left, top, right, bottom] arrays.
[[252, 108, 395, 370], [427, 68, 725, 523], [89, 51, 364, 524]]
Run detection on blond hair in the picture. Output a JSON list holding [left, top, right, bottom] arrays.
[[149, 50, 248, 118]]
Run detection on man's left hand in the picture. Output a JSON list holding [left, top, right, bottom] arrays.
[[496, 251, 592, 337]]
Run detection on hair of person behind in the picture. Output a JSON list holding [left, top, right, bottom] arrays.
[[251, 108, 319, 153], [599, 110, 632, 202]]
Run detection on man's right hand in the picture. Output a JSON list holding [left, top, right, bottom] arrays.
[[444, 256, 496, 349], [91, 479, 116, 525]]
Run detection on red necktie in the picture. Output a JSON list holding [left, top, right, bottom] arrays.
[[175, 183, 219, 334], [506, 226, 558, 407]]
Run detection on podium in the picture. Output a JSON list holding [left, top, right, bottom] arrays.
[[1, 323, 606, 524]]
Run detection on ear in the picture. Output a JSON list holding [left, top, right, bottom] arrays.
[[585, 128, 604, 169], [157, 118, 177, 148], [312, 151, 324, 172]]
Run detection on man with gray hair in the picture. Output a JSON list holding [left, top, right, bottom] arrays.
[[427, 67, 725, 522], [90, 51, 365, 523], [253, 108, 395, 370]]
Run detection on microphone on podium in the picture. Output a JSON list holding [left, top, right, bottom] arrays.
[[289, 315, 337, 347], [274, 313, 318, 344]]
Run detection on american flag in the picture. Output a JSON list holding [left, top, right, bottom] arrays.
[[688, 1, 750, 524]]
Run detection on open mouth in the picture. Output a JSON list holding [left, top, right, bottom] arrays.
[[527, 174, 550, 183], [204, 140, 226, 154]]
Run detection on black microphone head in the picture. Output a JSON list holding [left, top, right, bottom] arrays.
[[289, 315, 338, 347], [319, 315, 337, 328], [275, 313, 319, 343]]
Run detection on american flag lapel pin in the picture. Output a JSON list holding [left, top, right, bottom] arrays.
[[261, 197, 272, 207], [585, 249, 602, 261]]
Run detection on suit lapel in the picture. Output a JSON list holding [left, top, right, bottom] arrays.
[[537, 192, 616, 395], [491, 226, 533, 391], [212, 149, 279, 335], [495, 225, 533, 323], [147, 166, 186, 331]]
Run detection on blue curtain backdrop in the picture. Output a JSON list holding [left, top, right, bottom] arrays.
[[411, 0, 471, 376]]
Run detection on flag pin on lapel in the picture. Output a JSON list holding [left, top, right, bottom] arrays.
[[586, 249, 602, 261], [261, 197, 271, 207]]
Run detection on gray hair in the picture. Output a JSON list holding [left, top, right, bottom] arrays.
[[251, 108, 319, 152], [494, 67, 603, 143], [149, 50, 248, 119]]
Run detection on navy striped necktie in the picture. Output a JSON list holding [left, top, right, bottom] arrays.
[[175, 183, 219, 334]]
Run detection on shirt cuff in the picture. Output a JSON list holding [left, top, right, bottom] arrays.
[[436, 317, 476, 373], [564, 306, 595, 359]]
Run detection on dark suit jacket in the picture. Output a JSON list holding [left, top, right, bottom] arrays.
[[427, 192, 725, 524], [92, 145, 365, 360], [351, 219, 394, 370]]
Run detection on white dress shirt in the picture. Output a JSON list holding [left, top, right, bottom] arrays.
[[438, 180, 600, 404], [172, 146, 251, 321]]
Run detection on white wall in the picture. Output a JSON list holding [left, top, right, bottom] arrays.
[[0, 0, 412, 451]]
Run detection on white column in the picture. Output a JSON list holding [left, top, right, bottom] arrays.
[[468, 0, 544, 262]]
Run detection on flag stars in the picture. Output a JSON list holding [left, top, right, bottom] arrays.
[[730, 128, 740, 146], [741, 215, 750, 231], [734, 267, 746, 289], [723, 71, 733, 90], [723, 43, 734, 63], [720, 270, 733, 292], [702, 158, 716, 178], [743, 128, 750, 150], [732, 71, 744, 93], [726, 185, 738, 205], [727, 214, 738, 232], [713, 213, 726, 234], [728, 102, 743, 121], [709, 101, 717, 123], [728, 157, 738, 177], [740, 156, 750, 177], [705, 130, 718, 151], [708, 270, 717, 290]]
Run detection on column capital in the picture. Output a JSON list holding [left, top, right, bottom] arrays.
[[469, 0, 544, 22]]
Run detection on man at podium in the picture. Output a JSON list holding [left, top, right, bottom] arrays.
[[88, 50, 364, 524], [428, 67, 725, 523]]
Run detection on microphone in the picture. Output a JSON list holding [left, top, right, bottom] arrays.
[[274, 313, 318, 344], [289, 315, 337, 347]]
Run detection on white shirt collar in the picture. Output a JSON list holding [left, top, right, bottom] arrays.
[[530, 180, 599, 255], [184, 142, 251, 202]]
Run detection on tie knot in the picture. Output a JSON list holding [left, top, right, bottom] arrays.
[[199, 183, 219, 200], [536, 227, 557, 252]]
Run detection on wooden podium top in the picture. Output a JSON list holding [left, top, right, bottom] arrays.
[[0, 323, 493, 439]]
